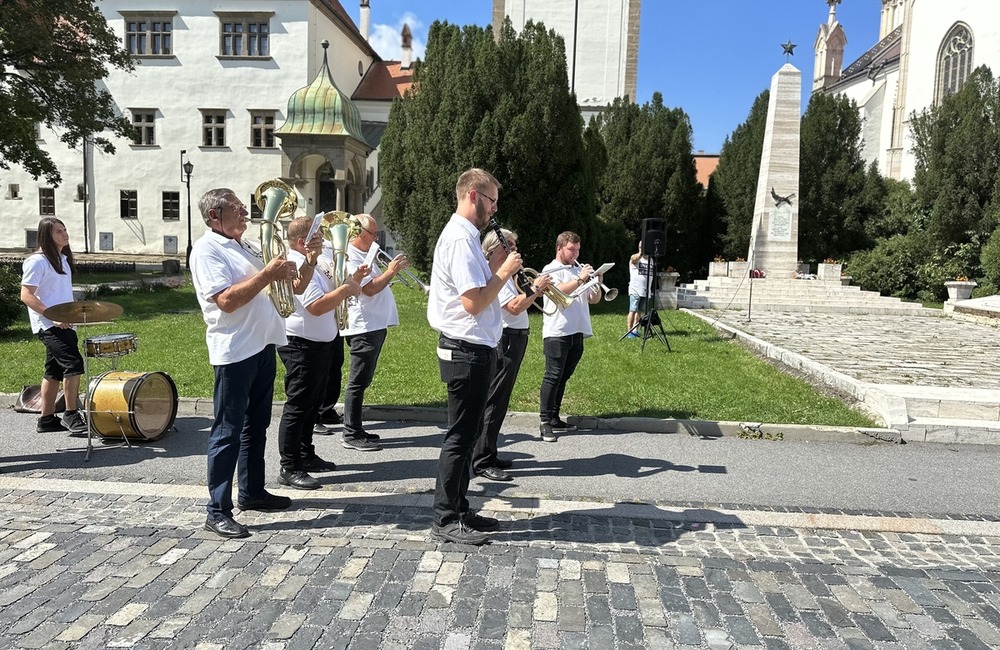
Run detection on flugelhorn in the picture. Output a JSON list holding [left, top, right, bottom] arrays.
[[373, 245, 429, 294], [318, 210, 362, 329], [253, 179, 297, 318], [486, 218, 573, 315]]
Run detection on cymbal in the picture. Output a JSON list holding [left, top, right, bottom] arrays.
[[43, 301, 124, 324]]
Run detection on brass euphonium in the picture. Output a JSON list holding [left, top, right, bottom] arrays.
[[318, 210, 362, 329], [253, 179, 298, 318]]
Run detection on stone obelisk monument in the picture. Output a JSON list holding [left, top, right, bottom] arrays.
[[747, 62, 801, 278]]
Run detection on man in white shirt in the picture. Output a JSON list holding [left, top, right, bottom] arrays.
[[190, 188, 300, 539], [275, 216, 363, 490], [427, 168, 522, 545], [472, 228, 551, 481], [340, 214, 407, 452], [626, 242, 651, 338], [539, 231, 601, 443]]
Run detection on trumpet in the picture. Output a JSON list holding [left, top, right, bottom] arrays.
[[573, 262, 619, 301], [373, 246, 429, 294]]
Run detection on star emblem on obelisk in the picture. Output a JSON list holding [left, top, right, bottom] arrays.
[[781, 40, 797, 58]]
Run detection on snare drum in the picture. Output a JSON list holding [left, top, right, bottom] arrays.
[[86, 371, 177, 440], [85, 333, 137, 358]]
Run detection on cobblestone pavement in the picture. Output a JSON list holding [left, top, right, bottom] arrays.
[[1, 481, 999, 649], [704, 311, 1000, 389]]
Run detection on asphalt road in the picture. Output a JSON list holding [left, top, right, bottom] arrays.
[[3, 404, 996, 519]]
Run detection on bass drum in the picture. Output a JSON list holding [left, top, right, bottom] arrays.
[[87, 371, 178, 441]]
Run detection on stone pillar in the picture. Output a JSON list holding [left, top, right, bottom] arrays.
[[747, 63, 801, 279], [335, 181, 346, 211]]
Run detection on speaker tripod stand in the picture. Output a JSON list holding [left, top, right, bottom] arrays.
[[619, 257, 671, 352]]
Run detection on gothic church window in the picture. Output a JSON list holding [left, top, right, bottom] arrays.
[[935, 23, 974, 105]]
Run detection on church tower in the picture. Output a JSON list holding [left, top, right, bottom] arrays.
[[813, 0, 847, 92]]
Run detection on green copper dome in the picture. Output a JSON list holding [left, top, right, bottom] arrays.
[[276, 40, 367, 142]]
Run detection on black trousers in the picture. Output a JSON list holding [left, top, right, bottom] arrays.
[[433, 336, 496, 527], [473, 328, 528, 472], [343, 329, 388, 439], [317, 333, 345, 424], [277, 337, 335, 470], [539, 333, 584, 423]]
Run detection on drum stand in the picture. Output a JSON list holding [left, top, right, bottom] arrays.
[[56, 321, 134, 463]]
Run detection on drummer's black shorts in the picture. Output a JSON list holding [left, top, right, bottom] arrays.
[[37, 327, 85, 381]]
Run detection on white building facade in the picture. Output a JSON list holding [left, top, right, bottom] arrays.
[[813, 0, 1000, 181], [2, 0, 398, 257], [492, 0, 641, 123]]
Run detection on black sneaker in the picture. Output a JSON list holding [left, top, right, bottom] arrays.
[[475, 466, 512, 482], [540, 423, 557, 443], [363, 432, 381, 441], [303, 455, 338, 472], [462, 511, 499, 532], [342, 436, 382, 452], [551, 419, 577, 432], [430, 521, 489, 545], [237, 491, 292, 511], [313, 423, 337, 436], [319, 411, 343, 426], [37, 415, 67, 433], [277, 468, 321, 490], [61, 410, 88, 436]]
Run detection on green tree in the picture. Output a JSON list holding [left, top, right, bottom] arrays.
[[0, 0, 134, 186], [592, 93, 701, 276], [711, 90, 768, 259], [380, 19, 596, 273], [911, 66, 1000, 253], [798, 92, 878, 263]]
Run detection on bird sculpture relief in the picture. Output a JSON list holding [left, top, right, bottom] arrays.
[[771, 188, 795, 207]]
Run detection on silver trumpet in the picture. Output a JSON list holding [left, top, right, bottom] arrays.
[[374, 246, 429, 294]]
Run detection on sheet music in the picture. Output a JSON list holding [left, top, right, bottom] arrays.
[[306, 213, 324, 241]]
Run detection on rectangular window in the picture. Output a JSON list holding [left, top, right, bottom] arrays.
[[75, 184, 86, 202], [125, 16, 173, 55], [7, 184, 20, 199], [201, 110, 226, 147], [131, 110, 156, 146], [100, 232, 114, 251], [162, 191, 180, 220], [220, 18, 270, 57], [120, 190, 138, 219], [26, 230, 37, 249], [39, 188, 55, 215], [250, 111, 276, 148], [249, 194, 262, 221]]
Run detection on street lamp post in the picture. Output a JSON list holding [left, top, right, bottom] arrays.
[[181, 151, 194, 268]]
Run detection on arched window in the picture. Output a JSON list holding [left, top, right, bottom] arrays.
[[935, 23, 974, 104]]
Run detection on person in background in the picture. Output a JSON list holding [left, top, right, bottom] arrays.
[[472, 227, 551, 481], [275, 216, 364, 490], [538, 231, 601, 443], [427, 168, 522, 545], [190, 188, 299, 539], [340, 214, 408, 452], [19, 218, 88, 436], [626, 241, 650, 338]]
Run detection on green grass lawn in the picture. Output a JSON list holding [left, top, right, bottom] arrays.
[[0, 281, 874, 426]]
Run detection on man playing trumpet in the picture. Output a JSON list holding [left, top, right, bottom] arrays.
[[340, 214, 408, 451], [538, 231, 601, 443], [472, 228, 551, 481]]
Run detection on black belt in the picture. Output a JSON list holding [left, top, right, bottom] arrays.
[[504, 328, 529, 337], [439, 335, 492, 352]]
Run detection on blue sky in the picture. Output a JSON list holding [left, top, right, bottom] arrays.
[[347, 1, 882, 154]]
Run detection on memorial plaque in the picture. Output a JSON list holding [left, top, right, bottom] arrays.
[[768, 204, 792, 242]]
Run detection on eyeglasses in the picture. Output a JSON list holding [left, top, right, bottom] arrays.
[[476, 190, 497, 207], [363, 228, 378, 237]]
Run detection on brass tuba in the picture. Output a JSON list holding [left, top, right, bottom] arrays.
[[318, 210, 362, 329], [253, 179, 298, 318]]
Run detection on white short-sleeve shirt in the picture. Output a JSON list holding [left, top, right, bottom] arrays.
[[21, 253, 75, 333], [284, 249, 339, 343], [190, 230, 287, 365], [541, 259, 593, 339], [499, 279, 529, 329], [342, 243, 399, 336], [427, 214, 501, 347], [629, 257, 650, 297]]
